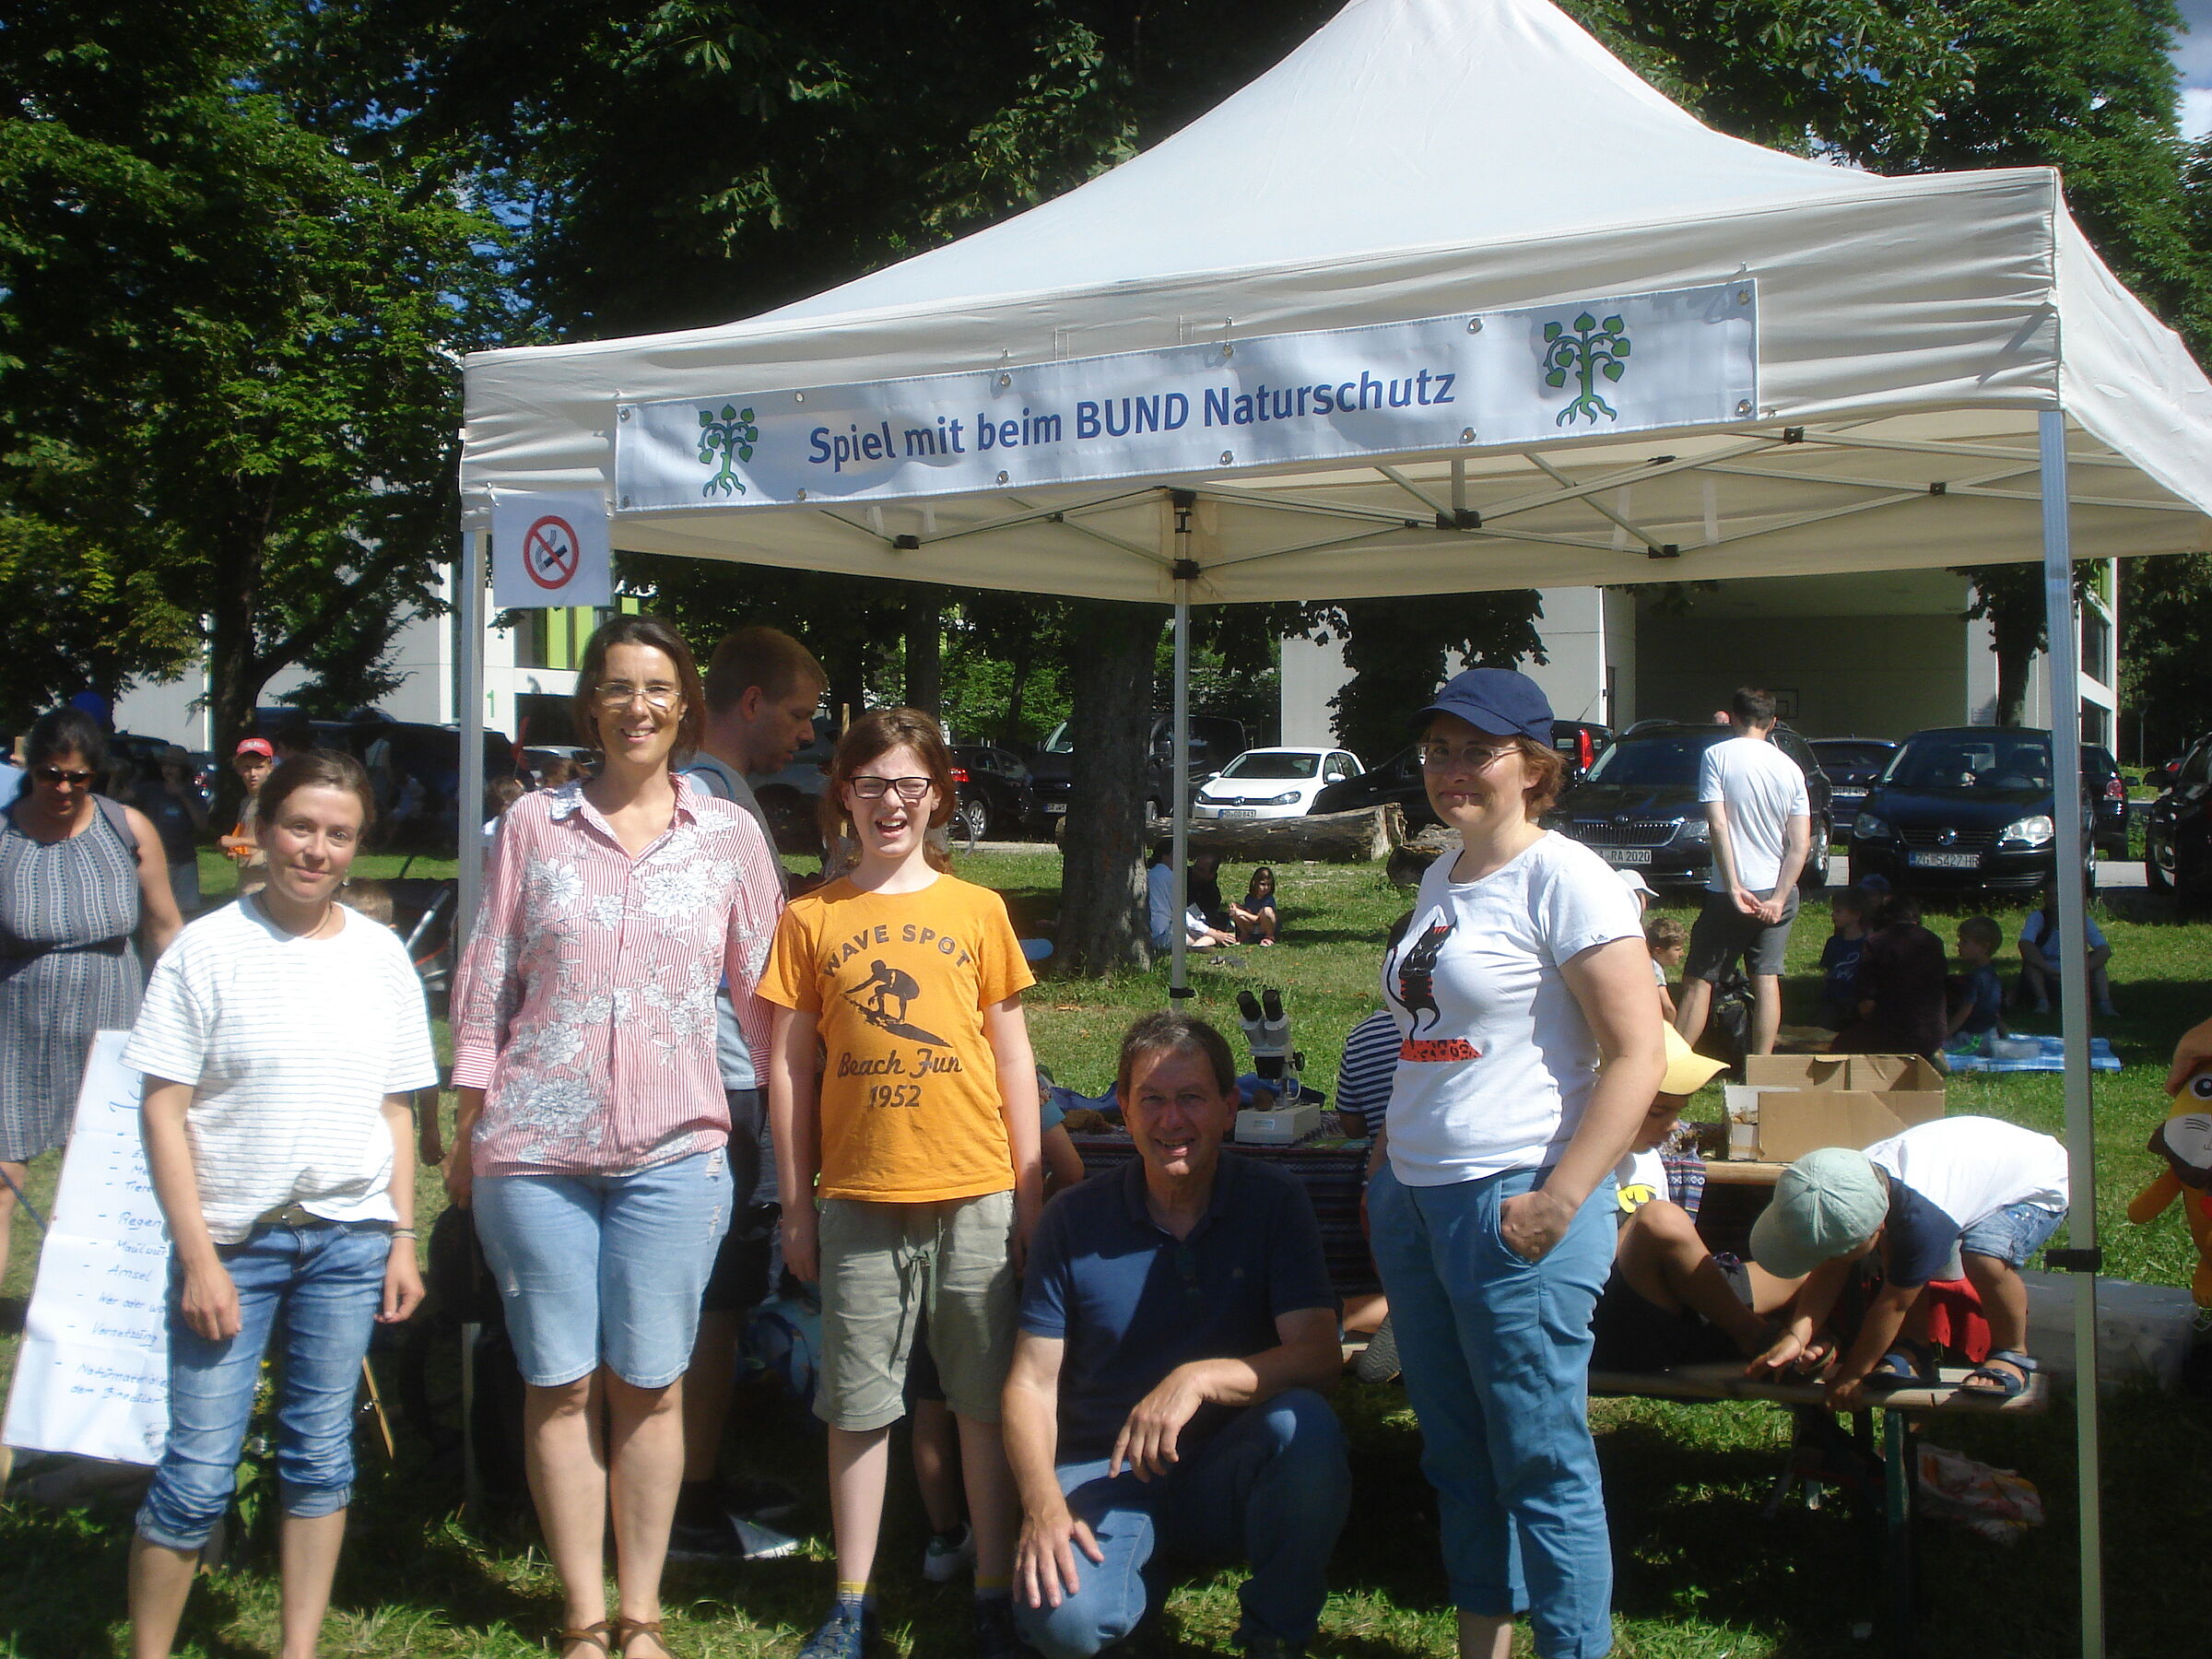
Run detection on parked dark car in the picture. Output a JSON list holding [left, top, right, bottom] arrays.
[[1311, 720, 1616, 829], [1026, 714, 1249, 833], [948, 745, 1039, 841], [1808, 738, 1897, 833], [1847, 726, 2097, 894], [2146, 731, 2212, 898], [2083, 744, 2129, 860], [1542, 722, 1831, 888]]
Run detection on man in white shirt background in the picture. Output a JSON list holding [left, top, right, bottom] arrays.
[[1675, 687, 1811, 1059]]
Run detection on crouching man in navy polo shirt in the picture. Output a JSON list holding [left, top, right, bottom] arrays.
[[1004, 1011, 1349, 1659]]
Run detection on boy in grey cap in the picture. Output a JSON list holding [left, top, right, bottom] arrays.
[[1746, 1116, 2067, 1406]]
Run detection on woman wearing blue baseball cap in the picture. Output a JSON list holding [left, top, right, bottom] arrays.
[[1365, 667, 1666, 1659]]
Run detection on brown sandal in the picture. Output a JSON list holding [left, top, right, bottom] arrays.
[[614, 1616, 677, 1658], [554, 1621, 614, 1658]]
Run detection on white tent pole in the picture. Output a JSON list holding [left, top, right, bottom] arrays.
[[1168, 491, 1199, 1001], [454, 530, 489, 962], [2040, 409, 2103, 1659]]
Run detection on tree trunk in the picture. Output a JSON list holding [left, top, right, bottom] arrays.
[[1002, 631, 1035, 747], [1059, 601, 1161, 974], [1184, 808, 1391, 863], [903, 591, 942, 716], [1993, 632, 2033, 728]]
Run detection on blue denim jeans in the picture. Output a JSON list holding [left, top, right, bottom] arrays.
[[1368, 1164, 1617, 1659], [136, 1219, 390, 1551], [472, 1148, 730, 1388], [1013, 1389, 1348, 1659]]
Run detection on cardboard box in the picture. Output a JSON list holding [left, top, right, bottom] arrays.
[[1235, 1103, 1323, 1146], [1737, 1053, 1945, 1161]]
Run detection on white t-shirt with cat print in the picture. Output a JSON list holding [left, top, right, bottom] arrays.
[[1380, 832, 1644, 1186]]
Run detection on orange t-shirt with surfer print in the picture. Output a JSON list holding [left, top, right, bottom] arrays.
[[762, 873, 1034, 1204]]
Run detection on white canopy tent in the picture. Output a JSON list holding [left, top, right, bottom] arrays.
[[459, 2, 2212, 1649]]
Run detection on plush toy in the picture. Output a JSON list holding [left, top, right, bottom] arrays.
[[2126, 1066, 2212, 1307]]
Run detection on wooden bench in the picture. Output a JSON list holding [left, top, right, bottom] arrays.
[[1589, 1359, 2049, 1654]]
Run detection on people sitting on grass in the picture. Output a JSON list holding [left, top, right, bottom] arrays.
[[1230, 865, 1280, 946], [1643, 914, 1686, 1023], [1831, 890, 1949, 1063], [1747, 1115, 2069, 1406], [1945, 915, 2008, 1049], [1145, 843, 1235, 952], [1815, 887, 1874, 1030], [1591, 1028, 1811, 1371], [1005, 1011, 1348, 1659], [2018, 888, 2118, 1017]]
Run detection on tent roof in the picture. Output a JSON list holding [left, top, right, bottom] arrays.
[[460, 0, 2212, 604]]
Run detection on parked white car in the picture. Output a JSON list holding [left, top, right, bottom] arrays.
[[1192, 747, 1365, 820]]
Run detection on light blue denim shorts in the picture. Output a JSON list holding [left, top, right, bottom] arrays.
[[471, 1148, 731, 1388], [1959, 1199, 2066, 1269]]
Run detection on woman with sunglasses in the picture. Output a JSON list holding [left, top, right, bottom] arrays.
[[448, 615, 782, 1659], [0, 707, 181, 1288], [1365, 669, 1664, 1659]]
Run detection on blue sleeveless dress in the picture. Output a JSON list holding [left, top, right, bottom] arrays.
[[0, 796, 143, 1160]]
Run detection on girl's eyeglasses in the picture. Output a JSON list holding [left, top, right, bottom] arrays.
[[848, 776, 933, 803], [36, 767, 95, 786]]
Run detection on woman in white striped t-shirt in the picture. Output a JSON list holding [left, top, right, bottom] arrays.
[[124, 750, 437, 1659]]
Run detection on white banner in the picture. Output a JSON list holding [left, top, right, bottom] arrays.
[[615, 284, 1757, 512], [3, 1032, 171, 1465], [493, 490, 612, 609]]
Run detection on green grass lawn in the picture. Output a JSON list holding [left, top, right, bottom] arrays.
[[5, 852, 2209, 1657]]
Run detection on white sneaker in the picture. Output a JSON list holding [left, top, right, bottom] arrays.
[[922, 1522, 975, 1583]]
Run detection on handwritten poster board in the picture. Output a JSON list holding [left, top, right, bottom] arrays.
[[3, 1031, 170, 1465]]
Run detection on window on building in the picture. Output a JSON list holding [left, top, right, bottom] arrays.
[[2080, 606, 2112, 685]]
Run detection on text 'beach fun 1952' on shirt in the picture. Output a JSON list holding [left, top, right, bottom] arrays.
[[1379, 833, 1643, 1186], [123, 899, 440, 1243], [761, 872, 1033, 1206], [451, 776, 784, 1178]]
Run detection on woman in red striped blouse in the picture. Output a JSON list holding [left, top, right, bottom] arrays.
[[448, 614, 783, 1659]]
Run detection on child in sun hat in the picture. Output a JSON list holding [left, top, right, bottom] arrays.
[[1590, 1027, 1809, 1369], [1746, 1115, 2068, 1406]]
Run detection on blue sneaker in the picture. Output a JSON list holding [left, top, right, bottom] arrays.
[[799, 1605, 877, 1659]]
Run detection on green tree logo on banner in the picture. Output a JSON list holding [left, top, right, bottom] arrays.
[[697, 405, 759, 497], [1541, 313, 1631, 427]]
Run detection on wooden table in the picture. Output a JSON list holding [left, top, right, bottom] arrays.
[[1590, 1359, 2046, 1656]]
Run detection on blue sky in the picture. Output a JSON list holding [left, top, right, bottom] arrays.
[[2178, 0, 2212, 138]]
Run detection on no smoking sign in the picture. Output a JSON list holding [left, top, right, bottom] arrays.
[[492, 491, 611, 610], [523, 515, 581, 591]]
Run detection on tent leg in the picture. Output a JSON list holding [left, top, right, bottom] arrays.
[[455, 531, 489, 960], [2040, 409, 2103, 1659], [1169, 569, 1192, 1001]]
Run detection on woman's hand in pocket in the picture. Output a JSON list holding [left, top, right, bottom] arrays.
[[1498, 1187, 1573, 1263]]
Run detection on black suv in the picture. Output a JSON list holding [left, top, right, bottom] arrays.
[[1310, 720, 1614, 829], [1809, 738, 1897, 831], [1544, 722, 1831, 888], [1026, 714, 1249, 833], [2147, 731, 2212, 898], [1847, 726, 2097, 893]]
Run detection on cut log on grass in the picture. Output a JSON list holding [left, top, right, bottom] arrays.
[[1171, 808, 1391, 863]]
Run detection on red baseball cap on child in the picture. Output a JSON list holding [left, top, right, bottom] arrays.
[[234, 737, 274, 759]]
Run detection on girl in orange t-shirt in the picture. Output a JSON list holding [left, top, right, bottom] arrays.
[[765, 708, 1041, 1659]]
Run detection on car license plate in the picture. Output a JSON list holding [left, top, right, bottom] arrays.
[[1597, 847, 1654, 865], [1044, 801, 1066, 815], [1910, 851, 1980, 869], [1220, 807, 1257, 819]]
